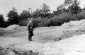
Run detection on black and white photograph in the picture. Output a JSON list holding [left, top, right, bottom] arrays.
[[0, 0, 85, 55]]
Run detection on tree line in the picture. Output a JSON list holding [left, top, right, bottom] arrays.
[[0, 0, 84, 28]]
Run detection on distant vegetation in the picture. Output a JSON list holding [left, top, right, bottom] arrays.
[[0, 0, 85, 28]]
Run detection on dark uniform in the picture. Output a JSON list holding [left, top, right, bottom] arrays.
[[27, 19, 34, 41]]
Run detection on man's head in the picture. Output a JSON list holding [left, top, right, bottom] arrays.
[[30, 18, 33, 20], [29, 18, 33, 26], [29, 18, 33, 23]]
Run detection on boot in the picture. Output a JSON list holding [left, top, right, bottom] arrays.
[[28, 36, 32, 41]]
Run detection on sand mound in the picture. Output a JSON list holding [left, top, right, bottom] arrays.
[[6, 24, 20, 30], [61, 19, 85, 29], [6, 25, 27, 31]]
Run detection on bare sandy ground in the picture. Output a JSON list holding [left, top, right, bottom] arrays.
[[1, 19, 85, 55]]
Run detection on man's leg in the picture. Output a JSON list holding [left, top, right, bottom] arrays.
[[28, 32, 32, 41], [30, 31, 33, 41]]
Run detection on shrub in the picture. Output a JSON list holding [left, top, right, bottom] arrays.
[[33, 17, 42, 28], [18, 19, 28, 26], [18, 11, 85, 28], [38, 18, 51, 27]]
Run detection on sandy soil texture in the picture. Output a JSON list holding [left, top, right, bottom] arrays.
[[1, 20, 85, 55]]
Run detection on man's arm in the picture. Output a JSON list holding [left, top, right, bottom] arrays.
[[27, 23, 29, 31]]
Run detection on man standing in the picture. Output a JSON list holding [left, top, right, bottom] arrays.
[[27, 18, 34, 41]]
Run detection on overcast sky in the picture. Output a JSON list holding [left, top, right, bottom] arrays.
[[0, 0, 85, 19]]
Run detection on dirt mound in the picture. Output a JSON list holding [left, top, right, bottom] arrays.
[[6, 24, 20, 30], [6, 25, 27, 31], [61, 19, 85, 29]]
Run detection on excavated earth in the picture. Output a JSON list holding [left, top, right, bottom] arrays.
[[1, 20, 85, 55]]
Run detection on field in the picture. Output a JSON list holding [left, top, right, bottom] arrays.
[[1, 19, 85, 55]]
